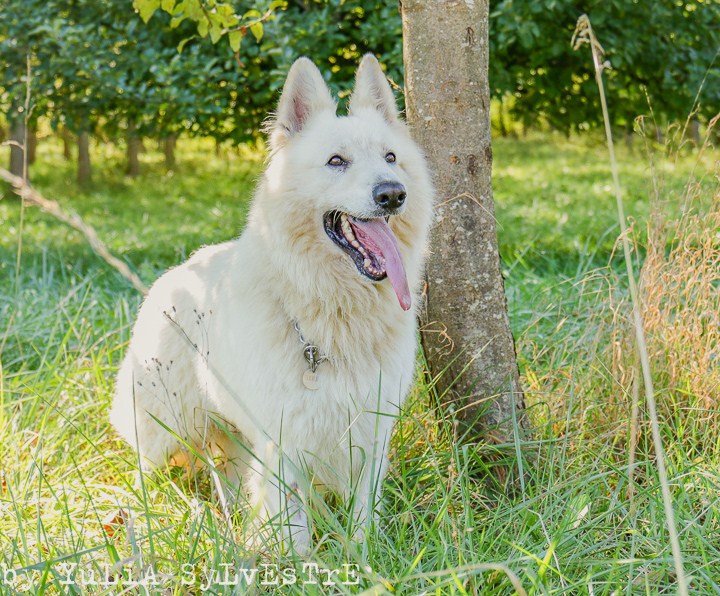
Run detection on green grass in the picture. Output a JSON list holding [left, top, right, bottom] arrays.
[[493, 133, 718, 334], [1, 133, 719, 594]]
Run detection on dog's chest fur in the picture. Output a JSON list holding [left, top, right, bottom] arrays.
[[163, 236, 416, 477]]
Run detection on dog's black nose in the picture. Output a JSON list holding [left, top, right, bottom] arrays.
[[373, 182, 406, 211]]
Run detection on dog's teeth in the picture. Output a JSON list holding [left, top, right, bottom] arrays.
[[351, 240, 360, 248], [364, 258, 371, 269], [341, 218, 357, 244]]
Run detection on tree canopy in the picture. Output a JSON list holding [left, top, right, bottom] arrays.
[[0, 0, 263, 141], [490, 0, 720, 132], [0, 0, 403, 144], [1, 0, 717, 145]]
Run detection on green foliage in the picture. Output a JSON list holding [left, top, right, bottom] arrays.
[[490, 0, 720, 131], [133, 0, 287, 48], [0, 0, 273, 141], [265, 1, 403, 97], [0, 0, 55, 125], [0, 0, 403, 145], [2, 0, 718, 145]]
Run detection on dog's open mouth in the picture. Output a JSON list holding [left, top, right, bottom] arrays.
[[324, 211, 411, 311]]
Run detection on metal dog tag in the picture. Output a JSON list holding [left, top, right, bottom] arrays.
[[303, 370, 319, 390]]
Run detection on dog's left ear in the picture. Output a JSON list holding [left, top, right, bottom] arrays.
[[348, 54, 399, 124]]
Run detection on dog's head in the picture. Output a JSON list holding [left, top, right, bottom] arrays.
[[256, 55, 433, 313]]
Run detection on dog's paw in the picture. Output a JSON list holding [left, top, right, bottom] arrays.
[[286, 522, 312, 557], [243, 501, 312, 557]]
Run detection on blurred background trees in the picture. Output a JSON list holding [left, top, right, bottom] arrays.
[[489, 0, 719, 140], [1, 0, 717, 182]]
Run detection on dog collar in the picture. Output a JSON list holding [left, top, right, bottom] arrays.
[[293, 321, 328, 390]]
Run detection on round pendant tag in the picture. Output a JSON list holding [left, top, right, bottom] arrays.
[[302, 370, 319, 390]]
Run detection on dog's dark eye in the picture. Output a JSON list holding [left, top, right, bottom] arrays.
[[327, 155, 348, 167], [385, 152, 397, 164]]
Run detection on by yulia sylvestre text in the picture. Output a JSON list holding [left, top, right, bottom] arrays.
[[1, 562, 366, 591]]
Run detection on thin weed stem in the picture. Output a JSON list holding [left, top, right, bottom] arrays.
[[573, 14, 689, 595]]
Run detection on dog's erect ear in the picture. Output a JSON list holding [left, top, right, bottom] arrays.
[[269, 57, 336, 149], [348, 54, 399, 124]]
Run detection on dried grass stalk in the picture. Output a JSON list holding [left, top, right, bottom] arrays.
[[641, 173, 720, 420]]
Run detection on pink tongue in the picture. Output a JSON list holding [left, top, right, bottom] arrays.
[[349, 217, 412, 311]]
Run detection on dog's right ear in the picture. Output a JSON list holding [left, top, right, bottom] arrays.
[[268, 57, 336, 150]]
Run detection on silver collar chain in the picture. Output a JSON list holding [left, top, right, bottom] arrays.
[[293, 321, 328, 373]]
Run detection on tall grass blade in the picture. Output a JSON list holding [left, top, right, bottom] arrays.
[[572, 14, 689, 595]]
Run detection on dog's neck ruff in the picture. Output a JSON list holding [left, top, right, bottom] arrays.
[[293, 320, 328, 390]]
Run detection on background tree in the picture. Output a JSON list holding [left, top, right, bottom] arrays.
[[0, 0, 274, 180], [3, 0, 718, 179], [0, 0, 407, 164], [400, 0, 525, 439], [136, 0, 405, 137], [0, 0, 54, 180], [489, 0, 720, 135]]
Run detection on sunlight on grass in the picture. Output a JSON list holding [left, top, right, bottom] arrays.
[[1, 132, 719, 594]]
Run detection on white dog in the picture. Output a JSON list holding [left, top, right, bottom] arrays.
[[111, 54, 433, 554]]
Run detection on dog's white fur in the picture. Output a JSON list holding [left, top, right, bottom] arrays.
[[111, 55, 433, 553]]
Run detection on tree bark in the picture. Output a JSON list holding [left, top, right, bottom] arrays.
[[126, 120, 141, 177], [624, 122, 634, 153], [9, 117, 26, 179], [77, 130, 92, 186], [401, 0, 525, 440], [27, 124, 37, 165], [655, 125, 664, 144], [498, 96, 508, 138], [163, 133, 177, 169], [62, 126, 73, 160], [690, 119, 701, 148]]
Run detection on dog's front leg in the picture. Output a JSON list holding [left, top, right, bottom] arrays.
[[246, 444, 311, 556]]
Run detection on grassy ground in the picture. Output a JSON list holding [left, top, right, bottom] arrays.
[[1, 132, 719, 594]]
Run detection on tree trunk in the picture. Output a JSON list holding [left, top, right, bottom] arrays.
[[401, 0, 525, 440], [498, 96, 508, 138], [655, 125, 664, 144], [62, 126, 73, 160], [624, 122, 634, 153], [27, 124, 37, 165], [77, 131, 92, 186], [163, 134, 177, 169], [690, 119, 701, 148], [9, 118, 26, 179], [126, 120, 141, 177]]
